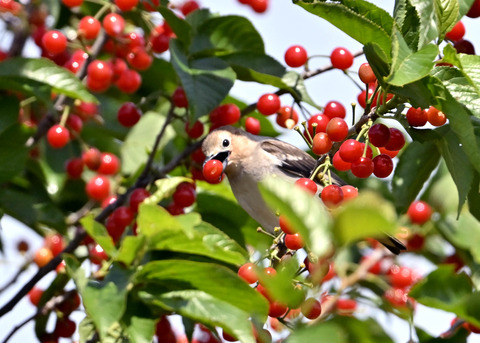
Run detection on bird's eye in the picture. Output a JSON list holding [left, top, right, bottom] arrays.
[[222, 139, 230, 147]]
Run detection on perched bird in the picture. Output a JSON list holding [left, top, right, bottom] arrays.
[[202, 125, 406, 254]]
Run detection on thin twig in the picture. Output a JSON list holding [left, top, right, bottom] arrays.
[[0, 259, 31, 294]]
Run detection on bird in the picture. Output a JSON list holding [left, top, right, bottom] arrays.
[[202, 125, 406, 255]]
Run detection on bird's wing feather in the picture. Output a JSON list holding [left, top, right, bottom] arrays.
[[260, 140, 316, 179]]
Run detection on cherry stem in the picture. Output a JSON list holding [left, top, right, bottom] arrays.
[[294, 125, 312, 149], [302, 121, 313, 144], [343, 70, 364, 91]]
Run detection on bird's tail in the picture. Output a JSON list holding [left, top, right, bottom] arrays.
[[377, 235, 407, 255]]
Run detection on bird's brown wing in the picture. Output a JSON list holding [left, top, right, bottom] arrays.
[[260, 140, 316, 179]]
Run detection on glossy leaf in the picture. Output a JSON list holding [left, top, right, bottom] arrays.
[[294, 0, 393, 60], [80, 215, 117, 256], [409, 265, 480, 327], [364, 42, 391, 89], [410, 0, 439, 48], [170, 40, 236, 119], [140, 289, 256, 343], [137, 203, 248, 265], [158, 7, 192, 46], [435, 128, 473, 215], [259, 177, 333, 258], [116, 236, 146, 267], [394, 0, 421, 51], [387, 28, 438, 86], [0, 58, 96, 103], [0, 124, 30, 183], [392, 140, 441, 213], [135, 259, 269, 317], [468, 171, 480, 221], [332, 191, 397, 245], [434, 0, 459, 38], [120, 111, 175, 175], [282, 71, 319, 108], [121, 299, 157, 343]]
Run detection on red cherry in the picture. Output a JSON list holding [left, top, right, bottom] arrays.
[[388, 265, 418, 289], [384, 128, 405, 151], [341, 185, 358, 201], [332, 151, 351, 171], [87, 59, 113, 84], [74, 101, 97, 120], [238, 262, 259, 284], [34, 247, 54, 267], [445, 21, 465, 41], [336, 298, 357, 314], [279, 215, 295, 234], [98, 152, 120, 175], [307, 114, 330, 136], [129, 188, 150, 212], [209, 104, 241, 126], [65, 157, 84, 179], [66, 114, 83, 133], [339, 139, 363, 162], [407, 200, 432, 225], [126, 46, 152, 71], [358, 63, 376, 84], [47, 125, 70, 148], [150, 32, 170, 53], [82, 147, 102, 170], [453, 39, 475, 55], [89, 244, 108, 265], [426, 106, 447, 126], [115, 0, 139, 11], [202, 159, 224, 183], [173, 182, 196, 208], [368, 123, 391, 147], [245, 117, 261, 135], [180, 0, 200, 15], [268, 302, 287, 317], [54, 317, 76, 338], [103, 13, 125, 37], [321, 184, 344, 208], [276, 106, 299, 129], [250, 0, 268, 13], [28, 287, 44, 306], [406, 233, 425, 251], [172, 87, 188, 108], [330, 47, 354, 70], [257, 93, 281, 115], [312, 132, 332, 155], [326, 117, 348, 142], [62, 0, 83, 7], [85, 175, 110, 201], [406, 107, 427, 127], [118, 102, 142, 127], [301, 298, 322, 320], [372, 154, 393, 178], [45, 233, 65, 256], [191, 148, 206, 164], [284, 45, 308, 68], [78, 16, 101, 39], [324, 101, 346, 119], [285, 233, 304, 250], [384, 288, 409, 308], [378, 147, 399, 159], [115, 68, 142, 93], [467, 0, 480, 17], [351, 156, 374, 178], [185, 120, 204, 139], [111, 206, 134, 228], [42, 30, 67, 55], [294, 178, 317, 194]]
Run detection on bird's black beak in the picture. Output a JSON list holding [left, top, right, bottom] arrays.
[[204, 151, 230, 171]]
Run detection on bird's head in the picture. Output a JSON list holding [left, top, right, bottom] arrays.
[[201, 126, 240, 171]]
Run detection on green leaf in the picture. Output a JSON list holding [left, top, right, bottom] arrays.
[[191, 15, 264, 54], [394, 0, 421, 51], [459, 0, 476, 18], [116, 235, 147, 267], [435, 128, 473, 215], [409, 265, 480, 327], [434, 0, 460, 38], [364, 43, 391, 89], [259, 177, 333, 258], [0, 124, 30, 183], [436, 212, 480, 264], [137, 203, 248, 265], [80, 215, 117, 257], [392, 140, 441, 212], [120, 111, 175, 175], [387, 28, 438, 86], [0, 58, 96, 103], [468, 171, 480, 220], [410, 0, 440, 48], [294, 0, 393, 60], [140, 58, 178, 95], [220, 52, 285, 78], [434, 51, 480, 118], [140, 289, 256, 343], [0, 95, 20, 134], [282, 71, 319, 108], [78, 316, 96, 343], [121, 299, 157, 343], [67, 259, 133, 340], [286, 322, 344, 343], [170, 40, 236, 119], [135, 259, 269, 317], [145, 177, 192, 205], [332, 191, 397, 246], [158, 7, 192, 46]]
